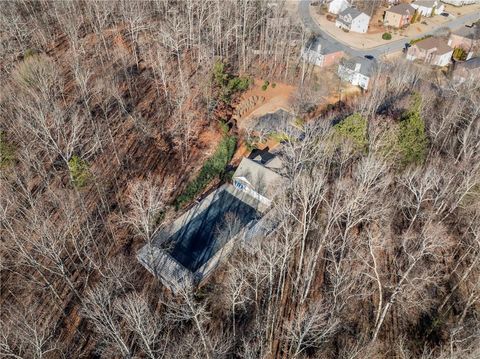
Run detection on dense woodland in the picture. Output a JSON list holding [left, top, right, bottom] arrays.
[[1, 1, 479, 358]]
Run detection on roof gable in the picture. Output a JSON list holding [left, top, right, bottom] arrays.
[[414, 37, 452, 54], [233, 158, 284, 199], [386, 3, 415, 15]]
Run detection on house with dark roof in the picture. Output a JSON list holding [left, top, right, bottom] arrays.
[[337, 56, 377, 90], [301, 36, 345, 67], [232, 157, 285, 207], [406, 37, 453, 66], [411, 0, 444, 17], [335, 7, 371, 33], [137, 150, 286, 294], [448, 24, 480, 60], [384, 3, 415, 28], [452, 57, 480, 83]]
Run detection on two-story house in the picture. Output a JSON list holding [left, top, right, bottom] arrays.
[[232, 154, 285, 207], [406, 37, 453, 66], [301, 36, 345, 67], [328, 0, 351, 14], [411, 0, 444, 17], [335, 8, 371, 33], [337, 56, 377, 90], [448, 24, 480, 60], [384, 3, 416, 28]]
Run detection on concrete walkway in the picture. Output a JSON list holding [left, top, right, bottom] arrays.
[[298, 0, 480, 58]]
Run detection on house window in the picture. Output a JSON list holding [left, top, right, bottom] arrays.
[[234, 180, 246, 191]]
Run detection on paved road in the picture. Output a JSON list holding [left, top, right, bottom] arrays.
[[298, 0, 480, 58]]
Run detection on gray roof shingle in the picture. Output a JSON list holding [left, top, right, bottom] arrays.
[[340, 56, 377, 77]]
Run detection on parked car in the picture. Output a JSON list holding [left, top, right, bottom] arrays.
[[364, 55, 375, 60], [440, 12, 449, 17]]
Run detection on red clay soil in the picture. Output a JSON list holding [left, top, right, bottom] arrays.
[[1, 26, 224, 357]]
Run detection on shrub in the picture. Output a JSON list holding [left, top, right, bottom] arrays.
[[0, 131, 15, 169], [294, 117, 305, 128], [175, 135, 237, 209], [453, 47, 467, 61], [261, 80, 270, 91], [397, 94, 428, 166], [213, 61, 228, 87], [245, 137, 259, 152], [226, 76, 250, 94], [334, 113, 368, 151], [271, 83, 277, 88], [411, 10, 422, 23], [68, 155, 90, 188], [409, 35, 432, 45], [24, 49, 38, 59], [213, 61, 251, 103], [382, 32, 392, 40], [14, 54, 57, 90], [270, 132, 290, 142]]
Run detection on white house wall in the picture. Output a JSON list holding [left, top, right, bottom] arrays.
[[301, 48, 325, 67], [436, 51, 453, 66], [441, 0, 478, 5], [412, 3, 444, 16], [350, 14, 370, 33], [336, 14, 370, 33], [337, 64, 370, 89], [328, 0, 350, 14]]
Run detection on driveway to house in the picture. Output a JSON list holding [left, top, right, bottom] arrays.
[[298, 0, 480, 58]]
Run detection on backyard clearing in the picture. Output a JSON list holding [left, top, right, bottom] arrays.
[[233, 79, 296, 123]]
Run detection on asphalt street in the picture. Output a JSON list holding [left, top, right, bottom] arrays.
[[298, 0, 480, 58]]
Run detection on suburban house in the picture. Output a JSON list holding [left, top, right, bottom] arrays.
[[301, 36, 345, 67], [137, 150, 285, 293], [441, 0, 478, 5], [383, 3, 416, 28], [452, 57, 480, 83], [328, 0, 350, 14], [411, 0, 445, 16], [335, 8, 371, 33], [406, 37, 453, 66], [337, 56, 377, 90], [233, 156, 285, 207], [448, 24, 480, 59]]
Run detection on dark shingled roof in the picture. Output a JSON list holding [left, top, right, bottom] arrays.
[[386, 3, 415, 15], [305, 36, 344, 55], [453, 25, 480, 40], [456, 57, 480, 70], [340, 56, 377, 77], [414, 37, 452, 54], [336, 7, 369, 27]]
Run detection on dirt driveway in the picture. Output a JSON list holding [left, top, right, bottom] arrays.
[[234, 79, 296, 127]]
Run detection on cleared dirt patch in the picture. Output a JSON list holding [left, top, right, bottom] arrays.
[[233, 79, 296, 125]]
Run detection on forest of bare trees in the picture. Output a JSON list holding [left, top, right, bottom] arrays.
[[1, 1, 479, 358]]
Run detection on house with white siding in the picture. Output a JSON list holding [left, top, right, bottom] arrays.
[[441, 0, 478, 6], [301, 36, 345, 67], [335, 8, 371, 33], [411, 0, 445, 16], [337, 56, 377, 90], [232, 156, 285, 207]]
